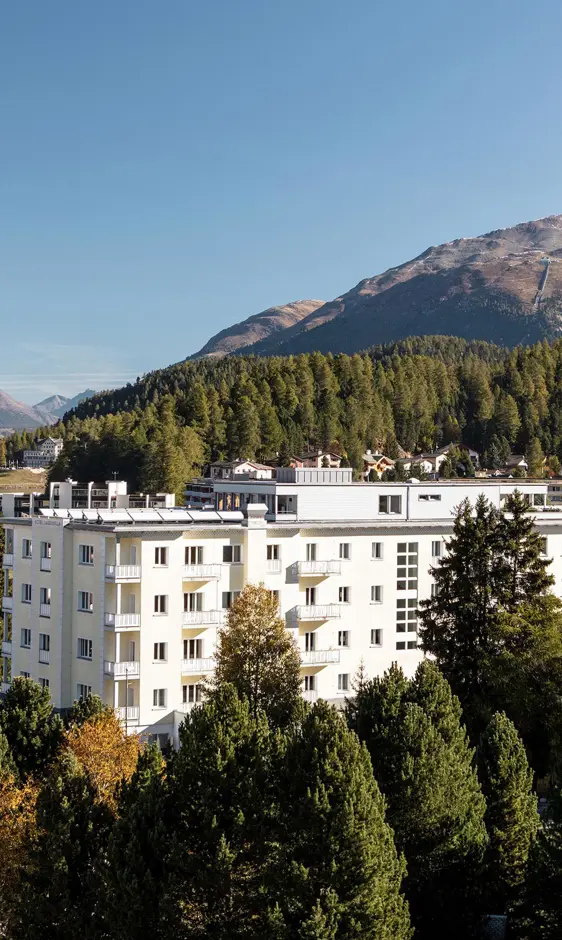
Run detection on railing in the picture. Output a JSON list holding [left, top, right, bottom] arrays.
[[39, 603, 51, 618], [291, 604, 341, 621], [181, 657, 216, 674], [2, 597, 13, 612], [177, 700, 203, 713], [105, 565, 141, 580], [300, 649, 340, 665], [266, 559, 282, 573], [297, 560, 341, 576], [302, 689, 318, 703], [182, 564, 222, 580], [38, 649, 50, 665], [2, 554, 13, 568], [104, 661, 140, 678], [104, 612, 141, 629], [40, 557, 52, 572], [116, 706, 140, 723], [1, 640, 12, 656], [182, 609, 224, 626]]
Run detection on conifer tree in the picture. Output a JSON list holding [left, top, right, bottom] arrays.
[[497, 490, 554, 609], [64, 693, 112, 729], [0, 678, 63, 780], [512, 789, 562, 939], [478, 712, 539, 914]]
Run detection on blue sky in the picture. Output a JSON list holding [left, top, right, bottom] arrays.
[[3, 0, 562, 402]]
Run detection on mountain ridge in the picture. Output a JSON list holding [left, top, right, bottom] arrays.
[[0, 389, 97, 431]]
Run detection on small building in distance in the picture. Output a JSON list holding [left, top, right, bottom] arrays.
[[362, 450, 395, 479], [23, 438, 64, 469], [209, 460, 274, 481], [293, 450, 342, 469]]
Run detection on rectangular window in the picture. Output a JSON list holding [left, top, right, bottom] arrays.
[[304, 674, 315, 692], [432, 540, 442, 558], [184, 638, 203, 659], [396, 641, 406, 650], [339, 543, 351, 560], [38, 677, 50, 690], [371, 628, 383, 647], [20, 671, 31, 679], [371, 585, 383, 604], [154, 547, 168, 566], [38, 633, 50, 652], [153, 642, 167, 661], [152, 688, 167, 708], [185, 545, 204, 565], [407, 640, 417, 650], [269, 589, 280, 605], [184, 592, 203, 612], [223, 544, 242, 563], [77, 591, 94, 612], [21, 584, 32, 604], [20, 628, 31, 649], [338, 630, 349, 648], [338, 673, 349, 692], [77, 637, 93, 660], [379, 495, 402, 514], [77, 684, 92, 700], [431, 583, 441, 598], [39, 587, 51, 606], [183, 683, 203, 703], [267, 544, 280, 560], [418, 494, 441, 502], [372, 542, 383, 559], [304, 631, 316, 652], [306, 543, 317, 562], [78, 545, 94, 565], [534, 494, 545, 506], [222, 591, 240, 609], [540, 538, 548, 556], [22, 539, 32, 559], [153, 595, 167, 614], [40, 541, 51, 559], [305, 586, 316, 606], [338, 586, 351, 603]]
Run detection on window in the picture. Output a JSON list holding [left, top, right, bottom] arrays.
[[267, 544, 280, 560], [372, 542, 383, 560], [39, 633, 50, 652], [540, 538, 548, 556], [22, 539, 32, 559], [184, 638, 203, 659], [305, 586, 316, 606], [431, 583, 441, 598], [78, 591, 93, 612], [397, 542, 418, 591], [407, 640, 418, 650], [338, 630, 349, 648], [306, 543, 317, 562], [185, 545, 204, 565], [39, 587, 51, 606], [20, 671, 31, 679], [338, 673, 349, 693], [153, 642, 167, 661], [153, 595, 167, 614], [339, 586, 351, 603], [418, 494, 441, 502], [396, 641, 406, 650], [432, 540, 442, 558], [303, 674, 315, 691], [183, 683, 203, 704], [371, 628, 382, 647], [339, 543, 351, 560], [184, 592, 203, 612], [304, 631, 315, 652], [269, 589, 280, 605], [77, 684, 92, 700], [77, 637, 93, 660], [153, 688, 167, 708], [397, 598, 417, 634], [222, 591, 240, 609], [40, 541, 51, 559], [154, 547, 168, 566], [78, 545, 94, 565], [38, 677, 50, 690], [379, 495, 402, 514], [223, 544, 242, 563], [534, 494, 545, 506], [20, 628, 31, 649], [371, 585, 383, 604], [21, 583, 32, 604]]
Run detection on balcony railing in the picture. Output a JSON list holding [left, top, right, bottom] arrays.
[[38, 649, 50, 665], [181, 657, 216, 674], [297, 560, 342, 577], [105, 565, 141, 581], [104, 660, 140, 678], [104, 612, 141, 629], [182, 564, 222, 580], [266, 559, 282, 573], [290, 604, 341, 622], [39, 603, 51, 618], [182, 609, 225, 626], [2, 554, 13, 568], [1, 640, 12, 656], [302, 689, 318, 703], [300, 649, 340, 665], [177, 699, 203, 713], [2, 597, 13, 612], [116, 706, 140, 723], [40, 557, 52, 572]]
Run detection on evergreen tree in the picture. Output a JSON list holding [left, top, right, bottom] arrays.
[[497, 490, 554, 609], [64, 693, 112, 729], [512, 789, 562, 939], [0, 678, 64, 780], [478, 712, 539, 914]]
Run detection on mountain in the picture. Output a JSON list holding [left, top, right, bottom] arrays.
[[189, 299, 325, 359], [33, 394, 70, 423], [0, 392, 44, 430], [224, 214, 562, 357]]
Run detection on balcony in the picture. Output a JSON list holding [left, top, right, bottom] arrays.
[[302, 689, 318, 703], [2, 554, 13, 568], [104, 612, 141, 629], [38, 649, 50, 665], [181, 657, 216, 674], [266, 559, 282, 574], [104, 660, 140, 678], [116, 706, 140, 724], [290, 604, 341, 622], [300, 649, 340, 665], [182, 564, 222, 581], [2, 640, 12, 656], [2, 597, 13, 612], [296, 560, 341, 577], [39, 603, 51, 618], [105, 565, 141, 581], [177, 700, 203, 714], [182, 610, 225, 626]]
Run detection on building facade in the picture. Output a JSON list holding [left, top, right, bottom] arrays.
[[1, 473, 560, 746], [23, 438, 64, 468]]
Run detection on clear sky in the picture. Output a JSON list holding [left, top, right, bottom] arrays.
[[3, 0, 562, 402]]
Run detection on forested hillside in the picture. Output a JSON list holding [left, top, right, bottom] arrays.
[[5, 335, 562, 494]]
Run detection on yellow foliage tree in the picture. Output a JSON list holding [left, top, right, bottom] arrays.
[[66, 710, 142, 809], [0, 774, 38, 934]]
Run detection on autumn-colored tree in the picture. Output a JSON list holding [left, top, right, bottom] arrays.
[[66, 710, 141, 809], [0, 771, 38, 936]]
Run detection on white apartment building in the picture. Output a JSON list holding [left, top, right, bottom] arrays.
[[1, 471, 560, 747], [23, 438, 64, 468]]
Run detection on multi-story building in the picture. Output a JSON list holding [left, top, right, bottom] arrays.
[[23, 438, 64, 468], [1, 471, 560, 747]]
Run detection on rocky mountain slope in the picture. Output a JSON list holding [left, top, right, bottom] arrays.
[[215, 215, 562, 357], [189, 299, 324, 358], [0, 389, 96, 431]]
